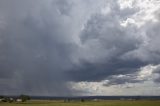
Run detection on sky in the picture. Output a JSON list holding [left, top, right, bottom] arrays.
[[0, 0, 160, 96]]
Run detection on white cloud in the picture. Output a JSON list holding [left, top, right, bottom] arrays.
[[137, 64, 159, 80], [70, 64, 160, 96], [119, 0, 160, 27], [118, 0, 135, 9], [70, 80, 160, 96]]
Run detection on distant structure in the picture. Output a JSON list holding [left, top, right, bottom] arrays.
[[0, 95, 30, 103], [16, 98, 22, 102], [0, 97, 14, 102], [93, 99, 99, 101]]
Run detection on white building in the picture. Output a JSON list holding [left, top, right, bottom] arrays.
[[16, 99, 22, 102]]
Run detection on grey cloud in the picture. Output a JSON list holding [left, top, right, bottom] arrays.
[[55, 0, 73, 16], [0, 0, 77, 96], [0, 0, 109, 96], [70, 58, 147, 81], [68, 0, 160, 85], [123, 21, 160, 63], [152, 65, 160, 83], [0, 0, 160, 96], [68, 6, 146, 81], [102, 74, 139, 86]]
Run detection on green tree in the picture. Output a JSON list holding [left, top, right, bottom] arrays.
[[19, 95, 30, 102], [81, 98, 85, 102]]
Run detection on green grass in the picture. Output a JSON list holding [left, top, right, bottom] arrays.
[[0, 100, 160, 106]]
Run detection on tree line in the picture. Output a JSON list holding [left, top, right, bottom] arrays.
[[0, 95, 30, 103]]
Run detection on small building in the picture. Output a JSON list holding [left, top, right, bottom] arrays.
[[93, 99, 99, 101], [16, 99, 22, 102]]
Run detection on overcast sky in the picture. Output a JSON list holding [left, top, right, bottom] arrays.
[[0, 0, 160, 96]]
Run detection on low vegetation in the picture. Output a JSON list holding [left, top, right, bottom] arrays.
[[0, 95, 30, 103], [0, 100, 160, 106]]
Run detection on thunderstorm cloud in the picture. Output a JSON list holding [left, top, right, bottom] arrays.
[[0, 0, 160, 96]]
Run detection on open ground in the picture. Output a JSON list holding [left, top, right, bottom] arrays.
[[1, 100, 160, 106]]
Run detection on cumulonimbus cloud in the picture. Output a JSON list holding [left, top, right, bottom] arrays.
[[0, 0, 160, 96]]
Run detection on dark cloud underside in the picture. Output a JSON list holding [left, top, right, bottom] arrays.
[[0, 0, 160, 96]]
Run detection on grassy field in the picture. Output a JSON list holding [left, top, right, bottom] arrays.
[[1, 100, 160, 106]]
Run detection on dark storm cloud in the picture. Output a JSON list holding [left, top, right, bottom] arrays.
[[0, 0, 77, 96], [0, 0, 106, 96], [152, 65, 160, 83], [68, 0, 160, 85], [0, 0, 160, 96], [102, 74, 139, 86], [68, 9, 147, 81], [68, 58, 146, 81]]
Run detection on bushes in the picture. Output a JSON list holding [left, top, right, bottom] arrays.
[[19, 95, 30, 102], [0, 97, 13, 103], [0, 95, 30, 103]]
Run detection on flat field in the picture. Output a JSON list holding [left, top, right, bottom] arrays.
[[0, 100, 160, 106]]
